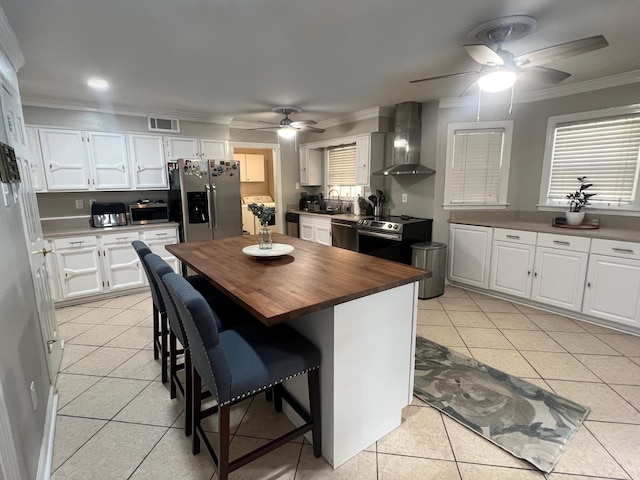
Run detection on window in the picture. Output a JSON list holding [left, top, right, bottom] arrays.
[[539, 106, 640, 212], [326, 143, 362, 198], [443, 121, 513, 209]]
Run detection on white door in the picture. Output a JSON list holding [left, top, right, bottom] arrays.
[[1, 87, 62, 384], [355, 135, 370, 185], [165, 136, 199, 161], [299, 146, 310, 185], [489, 241, 535, 298], [102, 234, 145, 291], [87, 131, 130, 189], [299, 219, 314, 242], [54, 237, 104, 298], [448, 225, 493, 288], [39, 128, 90, 190], [315, 223, 332, 246], [143, 228, 181, 273], [583, 254, 640, 327], [200, 139, 228, 159], [129, 134, 168, 189], [531, 246, 588, 312], [25, 127, 47, 192]]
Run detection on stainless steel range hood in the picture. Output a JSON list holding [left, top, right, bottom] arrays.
[[373, 102, 435, 176]]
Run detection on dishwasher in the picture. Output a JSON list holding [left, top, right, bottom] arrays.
[[330, 219, 359, 251]]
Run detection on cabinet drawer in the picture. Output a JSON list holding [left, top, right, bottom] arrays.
[[493, 228, 537, 245], [53, 235, 98, 249], [142, 227, 178, 241], [101, 231, 140, 245], [537, 232, 590, 252], [591, 238, 640, 260]]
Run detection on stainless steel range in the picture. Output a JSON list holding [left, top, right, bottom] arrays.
[[357, 216, 433, 264]]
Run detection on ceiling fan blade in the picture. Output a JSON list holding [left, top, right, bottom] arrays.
[[290, 120, 317, 127], [410, 71, 480, 84], [514, 35, 608, 68], [520, 66, 571, 84], [256, 120, 279, 126], [464, 44, 504, 66], [297, 126, 326, 133], [458, 80, 479, 98], [249, 126, 280, 131]]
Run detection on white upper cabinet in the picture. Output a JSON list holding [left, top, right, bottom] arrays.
[[129, 134, 168, 189], [25, 126, 47, 192], [355, 133, 384, 186], [39, 128, 91, 190], [164, 136, 199, 161], [87, 132, 130, 190], [200, 139, 228, 159], [299, 146, 322, 186]]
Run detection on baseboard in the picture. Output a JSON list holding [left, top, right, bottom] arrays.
[[36, 387, 58, 480]]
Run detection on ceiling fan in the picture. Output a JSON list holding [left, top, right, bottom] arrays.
[[410, 15, 609, 96], [252, 106, 326, 138]]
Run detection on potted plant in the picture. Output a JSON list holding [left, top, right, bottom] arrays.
[[565, 176, 596, 225]]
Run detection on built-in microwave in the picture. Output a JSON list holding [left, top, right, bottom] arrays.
[[129, 201, 169, 225]]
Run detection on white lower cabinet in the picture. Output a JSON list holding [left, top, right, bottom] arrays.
[[448, 224, 493, 289], [299, 215, 332, 246], [101, 232, 145, 291], [49, 225, 179, 302], [489, 229, 537, 298], [583, 239, 640, 328], [53, 235, 104, 299], [530, 233, 590, 312], [142, 227, 181, 273]]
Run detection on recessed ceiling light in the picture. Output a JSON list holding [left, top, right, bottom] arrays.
[[87, 77, 109, 90]]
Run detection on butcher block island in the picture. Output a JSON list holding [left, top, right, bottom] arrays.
[[166, 233, 427, 467]]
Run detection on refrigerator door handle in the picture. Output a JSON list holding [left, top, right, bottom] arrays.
[[212, 185, 218, 230], [205, 184, 213, 231]]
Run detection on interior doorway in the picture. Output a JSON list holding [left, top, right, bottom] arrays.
[[231, 143, 282, 234]]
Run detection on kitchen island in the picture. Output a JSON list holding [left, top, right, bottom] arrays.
[[166, 233, 426, 467]]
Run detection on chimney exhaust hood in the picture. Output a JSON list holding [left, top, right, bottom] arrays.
[[372, 102, 435, 176]]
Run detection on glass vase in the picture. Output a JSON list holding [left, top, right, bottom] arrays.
[[258, 224, 273, 250]]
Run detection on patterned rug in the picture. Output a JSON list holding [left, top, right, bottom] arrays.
[[414, 336, 589, 472]]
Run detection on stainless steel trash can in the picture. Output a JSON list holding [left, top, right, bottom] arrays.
[[411, 242, 447, 299]]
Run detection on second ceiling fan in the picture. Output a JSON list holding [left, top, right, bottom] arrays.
[[252, 107, 325, 138], [410, 15, 609, 96]]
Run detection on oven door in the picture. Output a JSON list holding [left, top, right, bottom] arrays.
[[358, 230, 411, 264]]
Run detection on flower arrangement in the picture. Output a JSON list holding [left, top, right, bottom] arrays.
[[247, 203, 276, 226], [566, 176, 596, 212]]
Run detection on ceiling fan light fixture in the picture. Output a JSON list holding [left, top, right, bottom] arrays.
[[478, 69, 517, 92], [277, 126, 297, 139]]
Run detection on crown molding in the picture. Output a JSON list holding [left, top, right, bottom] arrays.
[[0, 7, 24, 71], [316, 106, 395, 129], [20, 96, 234, 124], [439, 69, 640, 109]]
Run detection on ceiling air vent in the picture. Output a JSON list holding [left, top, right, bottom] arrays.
[[148, 116, 180, 133]]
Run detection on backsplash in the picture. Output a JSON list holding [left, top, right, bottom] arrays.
[[36, 191, 169, 218]]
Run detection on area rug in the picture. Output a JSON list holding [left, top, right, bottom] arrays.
[[413, 336, 589, 472]]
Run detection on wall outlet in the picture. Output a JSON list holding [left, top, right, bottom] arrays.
[[89, 199, 97, 205], [29, 381, 37, 411], [75, 199, 84, 209], [295, 182, 300, 190], [402, 193, 408, 203]]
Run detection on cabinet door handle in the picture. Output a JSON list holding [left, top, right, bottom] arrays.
[[155, 232, 167, 237], [506, 235, 520, 239], [527, 271, 531, 276], [70, 241, 84, 246], [116, 236, 128, 242], [553, 240, 570, 246], [612, 248, 634, 254], [587, 282, 591, 288], [534, 272, 538, 278]]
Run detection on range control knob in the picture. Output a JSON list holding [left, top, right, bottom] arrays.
[[394, 225, 399, 229]]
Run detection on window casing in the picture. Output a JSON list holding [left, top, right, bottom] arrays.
[[539, 105, 640, 212], [443, 121, 513, 209], [326, 143, 362, 199]]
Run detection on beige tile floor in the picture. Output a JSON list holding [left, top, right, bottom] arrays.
[[51, 286, 640, 479]]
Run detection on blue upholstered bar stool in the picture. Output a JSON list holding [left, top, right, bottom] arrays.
[[132, 240, 218, 383], [146, 253, 250, 435], [163, 273, 322, 480]]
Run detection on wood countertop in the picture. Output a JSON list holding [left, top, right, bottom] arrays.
[[166, 233, 428, 325]]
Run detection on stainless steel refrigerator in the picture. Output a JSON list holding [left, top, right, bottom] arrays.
[[169, 158, 242, 242]]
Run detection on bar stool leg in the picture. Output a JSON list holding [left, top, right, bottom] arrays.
[[160, 311, 168, 384], [152, 305, 160, 360], [218, 404, 231, 480], [169, 332, 177, 399], [185, 350, 192, 437], [192, 367, 202, 455], [308, 369, 322, 458]]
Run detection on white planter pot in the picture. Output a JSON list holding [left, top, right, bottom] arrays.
[[566, 211, 585, 226]]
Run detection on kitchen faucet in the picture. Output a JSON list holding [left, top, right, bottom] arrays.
[[327, 188, 342, 212]]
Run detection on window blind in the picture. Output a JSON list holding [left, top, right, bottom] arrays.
[[547, 114, 640, 205], [449, 129, 505, 204], [327, 143, 357, 185]]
